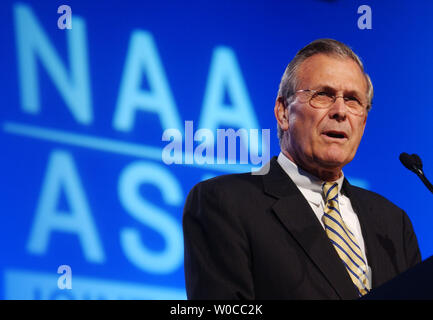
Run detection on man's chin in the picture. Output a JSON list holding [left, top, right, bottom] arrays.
[[316, 150, 353, 168], [315, 156, 349, 170]]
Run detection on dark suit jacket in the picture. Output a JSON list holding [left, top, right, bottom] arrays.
[[183, 157, 421, 299]]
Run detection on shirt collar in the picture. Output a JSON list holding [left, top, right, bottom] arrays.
[[277, 152, 345, 206]]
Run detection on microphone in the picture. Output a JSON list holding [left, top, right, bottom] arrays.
[[411, 153, 423, 170], [399, 152, 433, 194]]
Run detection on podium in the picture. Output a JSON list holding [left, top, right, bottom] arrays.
[[362, 256, 433, 299]]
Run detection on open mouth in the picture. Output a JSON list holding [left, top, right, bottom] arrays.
[[322, 131, 348, 139]]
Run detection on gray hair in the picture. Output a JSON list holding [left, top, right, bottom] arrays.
[[277, 38, 373, 143]]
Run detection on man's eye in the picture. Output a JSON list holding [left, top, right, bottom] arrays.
[[316, 91, 329, 96], [346, 96, 361, 103]]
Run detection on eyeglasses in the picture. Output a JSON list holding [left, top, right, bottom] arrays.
[[295, 89, 367, 116]]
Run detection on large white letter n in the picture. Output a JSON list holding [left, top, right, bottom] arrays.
[[14, 3, 92, 124]]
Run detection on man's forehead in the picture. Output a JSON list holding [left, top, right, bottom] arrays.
[[296, 53, 367, 93]]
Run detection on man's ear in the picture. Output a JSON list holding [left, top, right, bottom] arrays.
[[363, 113, 368, 126], [274, 96, 289, 131]]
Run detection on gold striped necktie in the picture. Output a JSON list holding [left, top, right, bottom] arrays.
[[322, 182, 370, 296]]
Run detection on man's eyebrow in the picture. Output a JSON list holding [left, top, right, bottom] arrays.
[[344, 89, 364, 98], [309, 85, 335, 91], [313, 85, 363, 97]]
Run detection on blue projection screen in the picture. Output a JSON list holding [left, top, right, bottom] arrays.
[[1, 0, 433, 299]]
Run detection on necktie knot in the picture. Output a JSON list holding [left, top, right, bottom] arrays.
[[322, 182, 338, 203]]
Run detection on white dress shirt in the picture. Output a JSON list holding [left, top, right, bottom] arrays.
[[277, 152, 371, 284]]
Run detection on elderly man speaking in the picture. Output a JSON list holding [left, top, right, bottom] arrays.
[[183, 39, 421, 299]]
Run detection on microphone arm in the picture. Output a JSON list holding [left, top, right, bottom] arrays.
[[415, 168, 433, 194]]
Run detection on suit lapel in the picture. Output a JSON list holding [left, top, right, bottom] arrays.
[[263, 158, 359, 299]]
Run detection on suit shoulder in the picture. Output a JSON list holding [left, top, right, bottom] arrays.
[[349, 184, 403, 214], [185, 173, 263, 200], [193, 171, 261, 192]]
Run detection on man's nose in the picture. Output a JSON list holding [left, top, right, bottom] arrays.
[[329, 96, 347, 120]]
